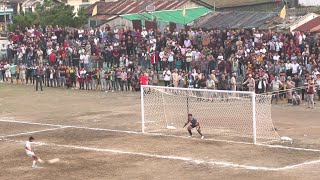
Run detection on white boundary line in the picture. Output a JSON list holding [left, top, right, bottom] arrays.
[[0, 127, 68, 138], [1, 119, 320, 152], [1, 138, 320, 171]]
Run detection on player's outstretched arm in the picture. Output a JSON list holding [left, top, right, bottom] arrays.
[[183, 120, 190, 128]]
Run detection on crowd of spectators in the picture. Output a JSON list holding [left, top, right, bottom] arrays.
[[0, 24, 319, 108]]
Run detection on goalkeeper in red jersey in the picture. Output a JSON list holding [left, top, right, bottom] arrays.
[[183, 114, 204, 139]]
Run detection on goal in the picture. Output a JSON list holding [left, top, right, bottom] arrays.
[[140, 85, 280, 144]]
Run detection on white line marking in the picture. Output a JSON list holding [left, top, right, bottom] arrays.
[[0, 119, 140, 134], [0, 127, 68, 138], [1, 119, 320, 152], [1, 138, 320, 171]]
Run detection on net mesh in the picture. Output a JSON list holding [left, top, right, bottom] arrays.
[[142, 86, 280, 144]]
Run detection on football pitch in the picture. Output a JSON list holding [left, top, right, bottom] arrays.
[[1, 84, 320, 180]]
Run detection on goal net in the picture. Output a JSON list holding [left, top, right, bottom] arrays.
[[141, 85, 280, 144]]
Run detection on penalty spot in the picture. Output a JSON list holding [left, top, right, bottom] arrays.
[[48, 158, 60, 164]]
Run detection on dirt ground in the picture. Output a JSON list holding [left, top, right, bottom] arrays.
[[1, 83, 320, 180]]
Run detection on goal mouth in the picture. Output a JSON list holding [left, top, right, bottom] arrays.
[[141, 85, 280, 144]]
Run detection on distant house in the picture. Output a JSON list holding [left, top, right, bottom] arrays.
[[293, 16, 320, 33], [58, 0, 107, 13], [9, 0, 44, 14], [287, 13, 319, 32]]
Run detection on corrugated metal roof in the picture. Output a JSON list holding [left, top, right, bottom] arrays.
[[293, 16, 320, 32], [192, 11, 277, 30], [87, 0, 189, 16], [200, 0, 278, 8]]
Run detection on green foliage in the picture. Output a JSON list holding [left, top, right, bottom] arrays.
[[12, 0, 89, 30]]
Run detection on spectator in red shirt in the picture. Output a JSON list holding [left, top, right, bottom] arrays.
[[139, 72, 148, 86], [49, 52, 56, 66]]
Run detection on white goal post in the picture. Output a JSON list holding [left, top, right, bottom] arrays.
[[141, 85, 280, 144]]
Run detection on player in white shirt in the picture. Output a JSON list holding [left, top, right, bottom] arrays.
[[25, 136, 43, 168]]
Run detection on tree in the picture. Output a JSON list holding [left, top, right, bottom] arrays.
[[11, 0, 88, 30]]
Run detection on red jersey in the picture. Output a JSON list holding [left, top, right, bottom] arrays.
[[49, 53, 56, 62], [139, 75, 148, 85]]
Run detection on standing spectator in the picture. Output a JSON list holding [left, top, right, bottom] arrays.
[[243, 74, 255, 92], [36, 65, 44, 91], [1, 44, 7, 60], [316, 74, 320, 101], [139, 72, 148, 86], [271, 76, 283, 104], [60, 65, 66, 87], [10, 62, 17, 84], [172, 69, 179, 87], [120, 68, 127, 91], [307, 77, 315, 109], [20, 63, 26, 84], [230, 73, 237, 91], [79, 68, 86, 90], [163, 67, 171, 86], [99, 67, 106, 91], [286, 76, 295, 104]]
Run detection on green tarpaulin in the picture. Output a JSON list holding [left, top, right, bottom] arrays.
[[121, 7, 210, 24]]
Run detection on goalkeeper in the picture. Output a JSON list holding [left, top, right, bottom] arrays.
[[183, 114, 204, 139]]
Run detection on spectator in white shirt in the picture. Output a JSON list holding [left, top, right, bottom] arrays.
[[184, 37, 192, 48], [163, 67, 171, 86], [291, 60, 300, 75]]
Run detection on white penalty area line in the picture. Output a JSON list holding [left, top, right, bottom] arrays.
[[1, 119, 320, 153], [1, 138, 320, 171], [0, 127, 68, 138]]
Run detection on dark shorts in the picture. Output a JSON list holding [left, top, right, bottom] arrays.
[[191, 124, 198, 128]]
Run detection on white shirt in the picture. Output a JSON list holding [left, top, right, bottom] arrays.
[[25, 141, 32, 153], [316, 79, 320, 89], [291, 63, 299, 74], [194, 51, 201, 61], [168, 53, 174, 62], [141, 30, 148, 38], [4, 64, 10, 73], [272, 80, 282, 91], [273, 55, 280, 62], [78, 29, 84, 37], [80, 54, 90, 64], [159, 51, 164, 60], [163, 70, 171, 81], [285, 63, 292, 70], [313, 71, 320, 79]]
